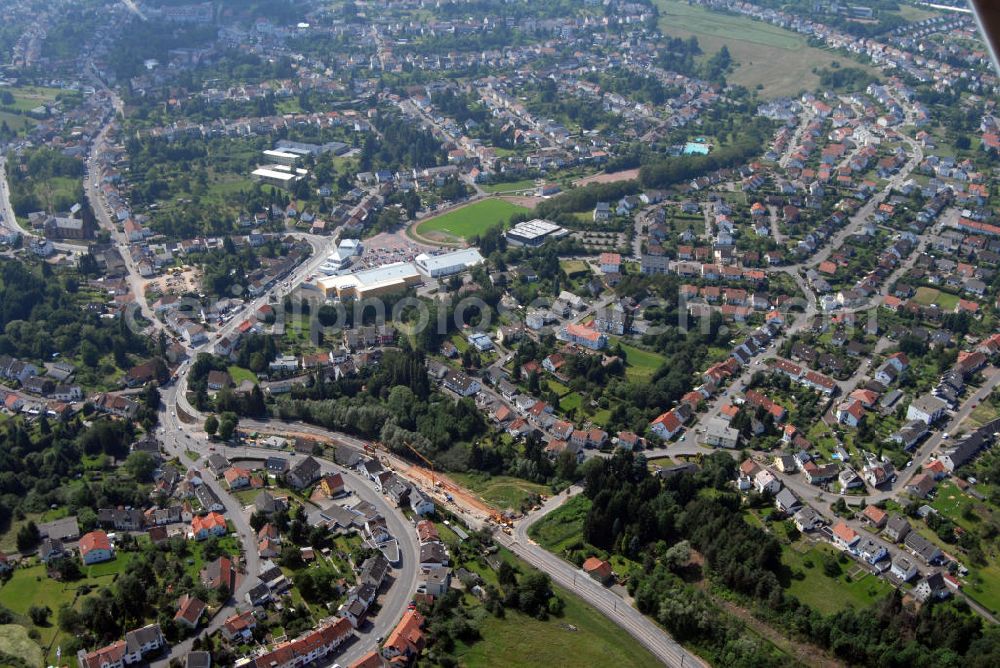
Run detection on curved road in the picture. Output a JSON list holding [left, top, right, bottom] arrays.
[[160, 377, 420, 666]]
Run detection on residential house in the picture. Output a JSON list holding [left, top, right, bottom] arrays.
[[79, 530, 115, 565], [907, 394, 948, 424], [174, 595, 207, 630], [288, 456, 322, 490], [832, 521, 860, 550], [582, 557, 614, 585], [191, 512, 228, 540], [890, 556, 919, 582], [883, 515, 911, 543]]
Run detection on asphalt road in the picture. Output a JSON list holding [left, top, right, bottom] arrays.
[[496, 488, 706, 668], [158, 380, 421, 666], [201, 438, 420, 668], [150, 392, 262, 666]]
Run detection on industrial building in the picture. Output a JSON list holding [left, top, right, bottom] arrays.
[[505, 218, 568, 247], [262, 149, 301, 166], [275, 139, 350, 156], [252, 165, 308, 189], [317, 262, 422, 300], [414, 248, 485, 277]]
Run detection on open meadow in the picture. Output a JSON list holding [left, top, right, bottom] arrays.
[[654, 0, 875, 97]]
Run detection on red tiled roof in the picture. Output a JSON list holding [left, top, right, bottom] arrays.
[[79, 530, 111, 556]]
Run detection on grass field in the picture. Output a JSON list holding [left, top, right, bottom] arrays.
[[227, 365, 258, 385], [0, 110, 34, 133], [894, 4, 940, 22], [448, 472, 550, 511], [559, 392, 583, 414], [912, 286, 960, 310], [967, 400, 1000, 428], [480, 179, 537, 193], [0, 86, 62, 113], [560, 259, 590, 277], [0, 625, 44, 668], [412, 199, 530, 242], [655, 0, 866, 97], [966, 561, 1000, 614], [929, 481, 980, 531], [618, 342, 665, 381], [457, 583, 663, 668], [781, 542, 893, 614], [528, 494, 591, 554], [0, 563, 95, 663]]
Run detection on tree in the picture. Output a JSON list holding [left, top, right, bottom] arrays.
[[124, 451, 157, 483], [28, 605, 51, 626], [16, 521, 39, 552], [204, 415, 218, 437], [218, 413, 238, 441]]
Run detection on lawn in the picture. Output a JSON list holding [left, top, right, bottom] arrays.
[[912, 286, 960, 311], [929, 481, 979, 532], [448, 472, 550, 511], [559, 392, 583, 414], [560, 259, 589, 277], [412, 199, 530, 242], [456, 583, 663, 668], [546, 379, 571, 396], [647, 456, 678, 470], [528, 494, 591, 554], [0, 624, 44, 668], [965, 561, 1000, 615], [781, 542, 893, 614], [0, 562, 103, 663], [84, 554, 132, 579], [654, 0, 868, 97], [617, 342, 665, 381], [967, 401, 1000, 428], [0, 110, 34, 133], [590, 409, 612, 427], [0, 86, 62, 113], [227, 365, 258, 385], [480, 179, 537, 193]]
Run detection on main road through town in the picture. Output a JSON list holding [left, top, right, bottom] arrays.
[[157, 381, 420, 667]]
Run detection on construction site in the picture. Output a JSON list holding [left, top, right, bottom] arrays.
[[242, 423, 520, 534]]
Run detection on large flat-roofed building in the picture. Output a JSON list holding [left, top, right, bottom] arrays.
[[318, 262, 422, 299], [262, 149, 301, 166], [415, 248, 485, 278], [275, 139, 349, 156], [505, 219, 568, 247], [252, 167, 301, 189]]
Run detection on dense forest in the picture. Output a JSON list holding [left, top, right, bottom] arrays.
[[0, 260, 149, 365], [275, 348, 489, 469], [579, 452, 1000, 667], [361, 114, 445, 172], [0, 418, 147, 544]]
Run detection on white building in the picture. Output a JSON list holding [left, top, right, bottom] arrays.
[[414, 248, 485, 278], [703, 416, 740, 448], [906, 394, 948, 424]]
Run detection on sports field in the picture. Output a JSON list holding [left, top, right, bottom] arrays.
[[655, 0, 872, 97], [411, 199, 530, 243]]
